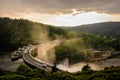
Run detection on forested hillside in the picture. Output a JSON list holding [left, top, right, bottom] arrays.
[[55, 22, 120, 64], [65, 22, 120, 37], [1, 17, 120, 64], [0, 17, 67, 51], [1, 18, 120, 80]]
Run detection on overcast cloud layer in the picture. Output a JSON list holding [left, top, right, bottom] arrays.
[[0, 0, 120, 14]]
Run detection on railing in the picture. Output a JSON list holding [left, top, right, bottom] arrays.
[[22, 40, 62, 72], [28, 44, 54, 67]]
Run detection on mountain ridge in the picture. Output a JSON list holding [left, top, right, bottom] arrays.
[[64, 22, 120, 37]]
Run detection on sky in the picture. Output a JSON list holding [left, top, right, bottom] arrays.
[[0, 0, 120, 26]]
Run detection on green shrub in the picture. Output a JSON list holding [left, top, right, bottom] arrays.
[[0, 75, 26, 80]]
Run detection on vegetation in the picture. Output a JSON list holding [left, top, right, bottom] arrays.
[[81, 33, 120, 50], [1, 17, 120, 79], [0, 64, 120, 80], [64, 22, 120, 50], [65, 22, 120, 37], [55, 38, 87, 64], [1, 17, 120, 52], [0, 17, 67, 51], [55, 32, 120, 64]]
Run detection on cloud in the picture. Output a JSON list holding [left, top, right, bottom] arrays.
[[0, 0, 120, 15]]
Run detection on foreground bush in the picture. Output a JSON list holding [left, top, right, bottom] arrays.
[[1, 64, 120, 80]]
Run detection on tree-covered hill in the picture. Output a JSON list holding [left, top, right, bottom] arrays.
[[1, 17, 120, 64], [65, 22, 120, 37], [0, 17, 67, 51]]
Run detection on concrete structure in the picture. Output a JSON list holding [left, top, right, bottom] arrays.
[[22, 40, 62, 72]]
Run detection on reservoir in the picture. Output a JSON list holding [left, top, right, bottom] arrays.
[[0, 52, 120, 73], [0, 52, 23, 72]]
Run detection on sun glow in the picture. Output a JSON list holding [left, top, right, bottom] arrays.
[[48, 10, 120, 26], [1, 9, 120, 26], [28, 12, 120, 26], [28, 9, 120, 26]]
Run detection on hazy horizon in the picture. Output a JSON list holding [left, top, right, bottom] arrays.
[[1, 0, 120, 26]]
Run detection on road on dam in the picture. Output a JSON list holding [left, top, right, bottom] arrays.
[[22, 40, 63, 72]]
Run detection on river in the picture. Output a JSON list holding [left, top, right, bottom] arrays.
[[57, 58, 120, 73], [0, 52, 23, 72], [0, 51, 120, 73]]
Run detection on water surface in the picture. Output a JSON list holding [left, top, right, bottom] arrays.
[[0, 52, 23, 71], [57, 58, 120, 73]]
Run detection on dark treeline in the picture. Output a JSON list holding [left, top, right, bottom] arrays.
[[1, 17, 120, 64], [1, 17, 120, 52], [65, 22, 120, 37], [0, 18, 120, 80], [54, 22, 120, 64], [0, 64, 120, 80], [55, 32, 120, 64], [0, 17, 67, 51]]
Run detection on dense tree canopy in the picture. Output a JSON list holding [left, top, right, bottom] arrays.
[[0, 64, 120, 80], [0, 17, 67, 51]]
